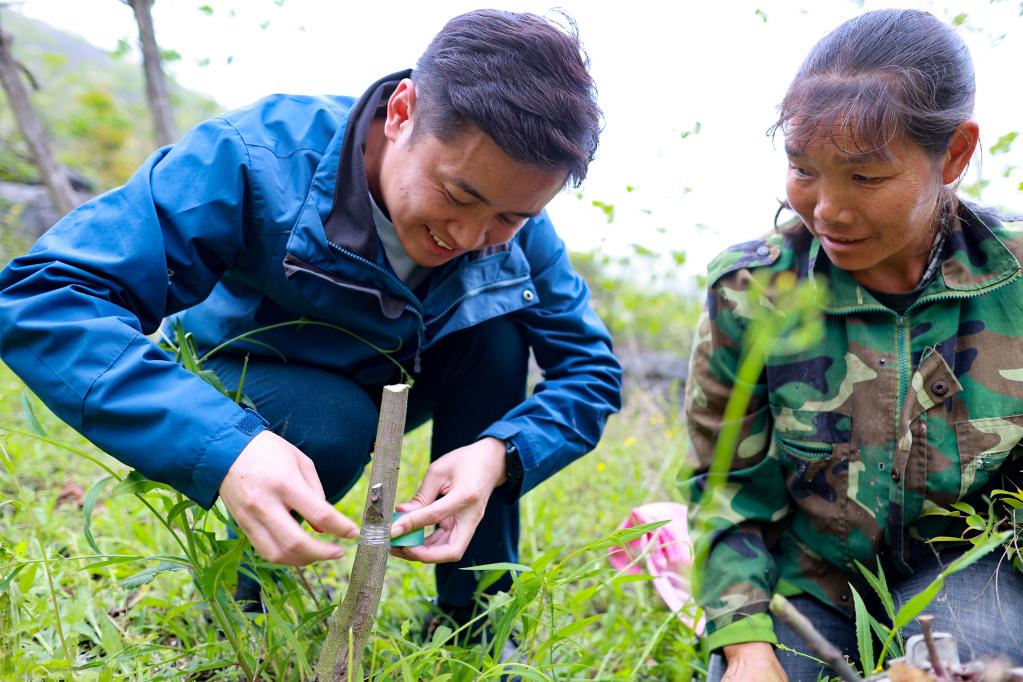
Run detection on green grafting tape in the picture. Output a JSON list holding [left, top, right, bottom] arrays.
[[390, 511, 425, 547]]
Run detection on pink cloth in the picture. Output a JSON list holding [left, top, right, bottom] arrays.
[[607, 502, 705, 634]]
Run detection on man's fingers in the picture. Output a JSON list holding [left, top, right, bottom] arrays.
[[396, 466, 448, 515], [286, 487, 360, 540], [391, 494, 461, 536], [260, 506, 346, 565], [295, 454, 326, 501]]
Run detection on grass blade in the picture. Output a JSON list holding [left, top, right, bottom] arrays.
[[850, 584, 874, 674]]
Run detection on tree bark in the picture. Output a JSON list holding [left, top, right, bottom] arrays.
[[316, 384, 410, 681], [128, 0, 177, 147], [0, 18, 77, 216]]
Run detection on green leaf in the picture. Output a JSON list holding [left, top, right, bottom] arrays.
[[529, 546, 563, 572], [991, 131, 1018, 155], [20, 390, 46, 437], [198, 4, 214, 15], [262, 597, 311, 677], [866, 612, 899, 661], [122, 561, 187, 589], [855, 558, 895, 621], [166, 498, 196, 526], [0, 564, 26, 594], [893, 576, 944, 630], [111, 37, 131, 59], [951, 502, 976, 515], [850, 585, 874, 673], [553, 614, 599, 640], [430, 624, 453, 646], [966, 514, 987, 531], [197, 537, 246, 598], [110, 470, 173, 497], [83, 475, 115, 554]]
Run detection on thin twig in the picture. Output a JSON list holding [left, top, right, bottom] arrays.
[[770, 594, 864, 682]]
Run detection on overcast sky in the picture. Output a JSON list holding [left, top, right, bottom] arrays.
[[14, 0, 1023, 287]]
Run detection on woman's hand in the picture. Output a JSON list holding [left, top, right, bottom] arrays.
[[721, 642, 787, 682]]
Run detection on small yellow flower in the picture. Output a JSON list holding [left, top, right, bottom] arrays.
[[624, 435, 637, 448], [596, 462, 606, 472]]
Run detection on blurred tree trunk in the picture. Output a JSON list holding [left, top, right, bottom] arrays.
[[0, 17, 77, 216], [126, 0, 177, 147]]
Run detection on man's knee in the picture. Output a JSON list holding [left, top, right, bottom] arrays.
[[278, 385, 378, 498]]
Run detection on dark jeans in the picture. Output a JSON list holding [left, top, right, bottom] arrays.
[[208, 316, 528, 608], [706, 550, 1023, 681]]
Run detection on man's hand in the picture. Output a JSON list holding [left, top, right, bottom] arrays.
[[219, 430, 359, 566], [721, 642, 787, 682], [388, 437, 507, 563]]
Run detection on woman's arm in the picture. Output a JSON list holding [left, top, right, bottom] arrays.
[[679, 263, 792, 653]]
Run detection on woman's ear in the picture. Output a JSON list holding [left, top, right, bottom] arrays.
[[941, 119, 980, 185], [383, 79, 418, 142]]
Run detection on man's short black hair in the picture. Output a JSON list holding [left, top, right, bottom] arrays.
[[412, 9, 601, 188]]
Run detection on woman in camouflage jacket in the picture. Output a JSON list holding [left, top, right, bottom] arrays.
[[682, 9, 1023, 681]]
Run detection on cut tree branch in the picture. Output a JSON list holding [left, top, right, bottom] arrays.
[[316, 383, 410, 681], [770, 594, 864, 682]]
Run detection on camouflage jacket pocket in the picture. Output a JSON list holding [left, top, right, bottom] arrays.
[[954, 414, 1023, 497], [776, 433, 834, 461], [772, 409, 852, 462]]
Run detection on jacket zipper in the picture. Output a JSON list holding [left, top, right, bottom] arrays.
[[327, 244, 533, 373], [328, 243, 427, 372], [895, 314, 909, 434]]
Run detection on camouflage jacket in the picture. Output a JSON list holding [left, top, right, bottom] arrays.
[[681, 203, 1023, 652]]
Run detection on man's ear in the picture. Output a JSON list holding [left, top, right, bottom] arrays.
[[941, 119, 979, 185], [384, 79, 417, 142]]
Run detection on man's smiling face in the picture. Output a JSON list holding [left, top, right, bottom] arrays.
[[373, 80, 567, 267]]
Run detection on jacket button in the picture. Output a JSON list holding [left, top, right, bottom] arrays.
[[756, 245, 770, 257], [840, 594, 849, 602], [522, 290, 535, 302], [932, 380, 949, 396], [891, 469, 901, 482]]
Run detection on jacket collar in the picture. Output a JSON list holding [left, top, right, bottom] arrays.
[[809, 202, 1022, 312], [322, 69, 411, 262]]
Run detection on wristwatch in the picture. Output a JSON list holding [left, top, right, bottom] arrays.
[[503, 440, 524, 492]]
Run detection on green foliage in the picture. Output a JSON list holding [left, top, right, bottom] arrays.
[[991, 131, 1019, 155], [689, 271, 824, 600], [62, 88, 135, 187], [0, 11, 220, 191], [570, 247, 703, 358], [0, 357, 698, 679]]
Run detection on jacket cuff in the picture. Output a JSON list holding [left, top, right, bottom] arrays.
[[704, 613, 778, 653], [491, 439, 524, 504], [186, 408, 268, 508]]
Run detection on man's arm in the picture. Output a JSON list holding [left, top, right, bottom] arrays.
[[0, 116, 357, 563], [390, 213, 622, 561]]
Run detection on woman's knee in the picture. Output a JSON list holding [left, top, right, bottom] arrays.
[[894, 551, 1023, 664]]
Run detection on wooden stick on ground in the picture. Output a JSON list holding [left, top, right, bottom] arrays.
[[316, 384, 410, 681], [769, 594, 864, 682]]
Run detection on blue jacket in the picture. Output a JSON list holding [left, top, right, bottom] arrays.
[[0, 72, 622, 508]]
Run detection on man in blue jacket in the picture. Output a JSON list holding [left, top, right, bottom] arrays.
[[0, 9, 621, 633]]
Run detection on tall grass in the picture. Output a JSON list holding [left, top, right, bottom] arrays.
[[0, 361, 702, 680]]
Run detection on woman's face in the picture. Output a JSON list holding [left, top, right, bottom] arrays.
[[785, 127, 949, 293]]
